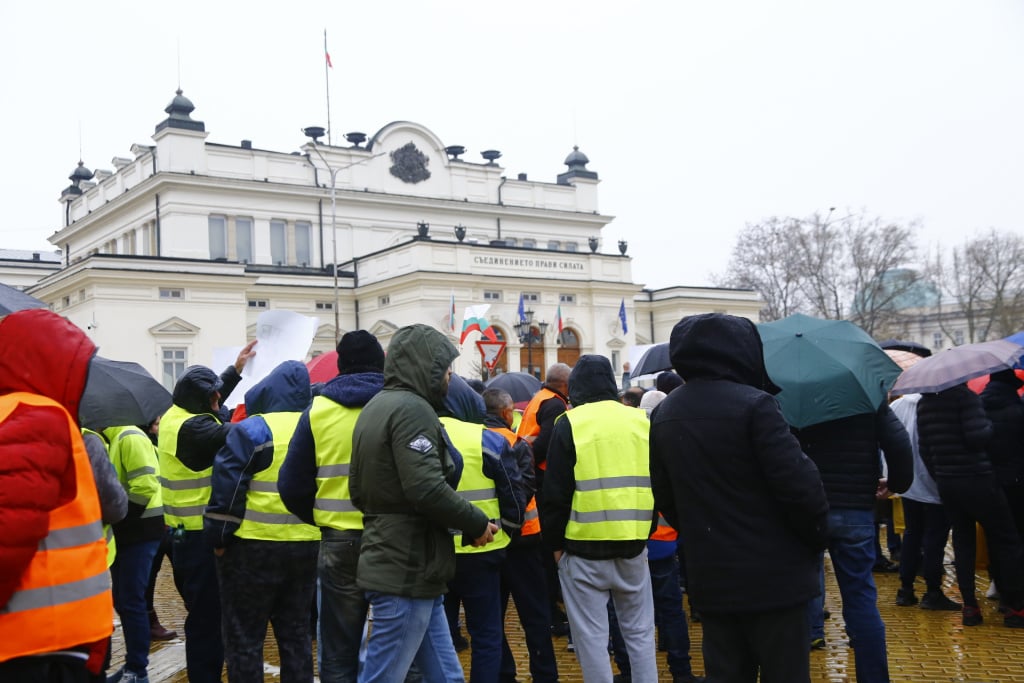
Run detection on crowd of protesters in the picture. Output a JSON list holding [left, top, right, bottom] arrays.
[[3, 309, 1024, 683]]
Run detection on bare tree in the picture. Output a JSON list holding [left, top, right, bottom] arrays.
[[844, 215, 922, 337], [714, 217, 806, 321]]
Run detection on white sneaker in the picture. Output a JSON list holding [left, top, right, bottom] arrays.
[[986, 580, 1000, 600]]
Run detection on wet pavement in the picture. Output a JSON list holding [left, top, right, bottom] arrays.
[[113, 553, 1024, 682]]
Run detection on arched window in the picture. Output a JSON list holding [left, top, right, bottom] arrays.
[[558, 327, 581, 368]]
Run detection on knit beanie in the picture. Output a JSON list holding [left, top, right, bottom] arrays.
[[656, 371, 684, 394], [336, 330, 385, 375]]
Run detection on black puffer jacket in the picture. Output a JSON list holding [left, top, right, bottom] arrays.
[[650, 313, 829, 614], [917, 384, 993, 479], [793, 406, 913, 509], [980, 371, 1024, 486]]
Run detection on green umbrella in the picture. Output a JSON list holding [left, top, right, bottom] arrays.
[[757, 313, 901, 429]]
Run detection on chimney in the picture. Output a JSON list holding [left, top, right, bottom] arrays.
[[241, 140, 252, 149]]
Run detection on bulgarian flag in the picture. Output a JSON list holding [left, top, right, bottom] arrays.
[[555, 304, 564, 334], [449, 291, 456, 333], [460, 304, 497, 344]]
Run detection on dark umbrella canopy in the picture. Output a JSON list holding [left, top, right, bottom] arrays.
[[0, 282, 47, 316], [79, 356, 173, 430], [485, 371, 542, 404], [632, 343, 671, 377], [877, 338, 932, 357], [758, 314, 901, 429], [890, 339, 1024, 395]]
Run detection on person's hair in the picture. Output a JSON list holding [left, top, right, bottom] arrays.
[[621, 386, 645, 407], [546, 363, 571, 386], [482, 388, 513, 415]]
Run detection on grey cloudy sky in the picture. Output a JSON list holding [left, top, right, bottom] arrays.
[[2, 0, 1021, 289]]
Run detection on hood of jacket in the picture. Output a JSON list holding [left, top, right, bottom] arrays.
[[244, 360, 311, 414], [172, 365, 224, 414], [568, 354, 619, 407], [442, 374, 486, 423], [0, 309, 96, 419], [383, 324, 459, 410], [670, 313, 781, 393], [982, 370, 1024, 410], [320, 370, 384, 408]]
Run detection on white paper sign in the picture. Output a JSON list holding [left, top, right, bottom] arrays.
[[217, 310, 319, 408]]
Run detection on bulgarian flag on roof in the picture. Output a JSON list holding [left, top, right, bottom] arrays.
[[460, 304, 498, 344], [555, 304, 564, 334]]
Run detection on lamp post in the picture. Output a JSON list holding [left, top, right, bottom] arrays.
[[304, 129, 384, 340], [515, 309, 548, 379]]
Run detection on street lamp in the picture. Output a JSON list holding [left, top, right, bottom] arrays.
[[304, 128, 384, 340], [515, 309, 548, 379]]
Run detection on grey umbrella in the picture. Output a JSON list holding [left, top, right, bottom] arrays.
[[632, 343, 671, 377], [0, 282, 47, 316], [890, 339, 1024, 395], [485, 371, 542, 404], [79, 356, 173, 430]]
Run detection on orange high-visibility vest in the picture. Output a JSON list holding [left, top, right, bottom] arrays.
[[0, 392, 113, 661], [488, 424, 541, 537], [650, 513, 678, 542], [516, 388, 567, 471]]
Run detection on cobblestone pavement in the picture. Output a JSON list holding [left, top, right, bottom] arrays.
[[113, 554, 1024, 682]]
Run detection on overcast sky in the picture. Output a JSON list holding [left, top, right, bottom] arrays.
[[2, 0, 1021, 289]]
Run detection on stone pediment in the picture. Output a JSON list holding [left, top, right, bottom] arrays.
[[606, 337, 626, 349], [368, 320, 399, 338], [150, 316, 199, 336]]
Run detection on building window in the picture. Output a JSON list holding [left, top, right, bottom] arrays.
[[62, 295, 70, 308], [932, 332, 942, 350], [270, 220, 287, 265], [484, 290, 502, 301], [379, 295, 390, 306], [954, 329, 964, 345], [295, 221, 312, 266], [248, 299, 269, 309], [565, 241, 578, 252], [236, 217, 253, 264], [162, 347, 187, 391], [209, 216, 227, 260], [505, 237, 518, 247], [559, 293, 575, 304], [522, 238, 536, 249], [547, 240, 560, 250], [315, 301, 334, 310], [521, 292, 539, 303], [159, 288, 184, 299]]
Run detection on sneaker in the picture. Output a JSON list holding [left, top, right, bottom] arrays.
[[550, 621, 570, 637], [1004, 607, 1024, 628], [566, 633, 575, 652], [121, 672, 149, 683], [810, 637, 826, 650], [986, 580, 1000, 600], [872, 559, 899, 573], [106, 667, 124, 683], [895, 588, 918, 607], [920, 591, 961, 611], [962, 605, 983, 627]]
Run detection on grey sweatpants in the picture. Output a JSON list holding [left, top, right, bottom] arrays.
[[558, 551, 657, 683]]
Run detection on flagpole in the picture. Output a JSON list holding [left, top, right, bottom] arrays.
[[324, 28, 332, 146]]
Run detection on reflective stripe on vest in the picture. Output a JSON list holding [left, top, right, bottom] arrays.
[[516, 388, 566, 471], [158, 404, 215, 531], [565, 401, 654, 542], [310, 396, 364, 531], [107, 426, 165, 521], [0, 393, 114, 659], [650, 513, 678, 542], [236, 412, 321, 542], [442, 417, 510, 554], [488, 425, 541, 536]]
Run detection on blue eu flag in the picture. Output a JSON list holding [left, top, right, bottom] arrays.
[[618, 299, 628, 334]]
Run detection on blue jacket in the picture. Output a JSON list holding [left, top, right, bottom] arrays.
[[279, 371, 384, 525], [204, 360, 311, 547]]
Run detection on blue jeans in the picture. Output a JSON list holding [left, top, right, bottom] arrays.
[[361, 592, 464, 683], [172, 530, 224, 683], [805, 553, 826, 641], [319, 530, 368, 683], [111, 539, 161, 675], [827, 508, 888, 683]]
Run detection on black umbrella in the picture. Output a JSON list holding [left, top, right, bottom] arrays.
[[632, 343, 671, 378], [0, 282, 47, 316], [485, 371, 542, 404], [877, 339, 932, 358], [79, 356, 173, 431]]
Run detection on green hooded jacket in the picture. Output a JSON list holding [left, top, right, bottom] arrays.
[[350, 324, 490, 598]]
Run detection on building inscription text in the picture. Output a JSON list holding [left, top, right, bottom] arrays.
[[473, 255, 584, 271]]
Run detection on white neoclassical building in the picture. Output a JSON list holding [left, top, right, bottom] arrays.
[[21, 89, 760, 388]]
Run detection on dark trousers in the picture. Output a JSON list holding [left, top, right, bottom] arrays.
[[611, 553, 694, 678], [145, 528, 174, 611], [172, 530, 224, 683], [111, 539, 161, 675], [940, 475, 1024, 609], [0, 655, 92, 683], [445, 550, 505, 683], [701, 603, 810, 683], [318, 529, 367, 683], [898, 498, 950, 592], [217, 539, 319, 683], [499, 538, 558, 683]]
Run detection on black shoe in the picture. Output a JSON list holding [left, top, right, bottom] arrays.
[[1004, 607, 1024, 628], [613, 674, 632, 683], [452, 633, 469, 652], [810, 637, 826, 651], [872, 559, 899, 573], [920, 591, 961, 611], [550, 621, 570, 637], [895, 587, 918, 607], [673, 676, 705, 683], [962, 605, 983, 626]]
